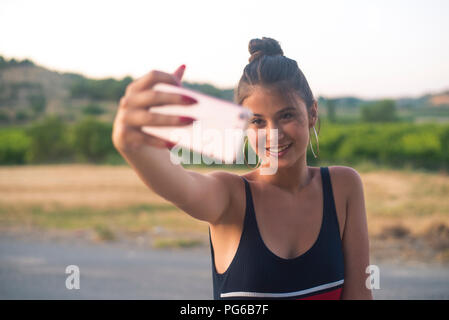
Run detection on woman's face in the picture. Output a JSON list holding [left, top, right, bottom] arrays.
[[242, 86, 317, 168]]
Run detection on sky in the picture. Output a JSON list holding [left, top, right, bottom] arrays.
[[1, 0, 448, 99]]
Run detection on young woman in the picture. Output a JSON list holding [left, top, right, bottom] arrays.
[[112, 37, 373, 300]]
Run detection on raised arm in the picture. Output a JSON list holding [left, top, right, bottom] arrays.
[[112, 67, 233, 224]]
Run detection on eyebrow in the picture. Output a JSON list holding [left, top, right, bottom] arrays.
[[252, 106, 296, 117]]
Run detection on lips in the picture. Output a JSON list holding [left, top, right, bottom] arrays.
[[266, 142, 293, 152]]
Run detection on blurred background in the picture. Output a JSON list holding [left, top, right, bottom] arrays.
[[0, 0, 448, 299]]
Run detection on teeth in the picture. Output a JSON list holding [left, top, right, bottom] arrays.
[[267, 143, 291, 152]]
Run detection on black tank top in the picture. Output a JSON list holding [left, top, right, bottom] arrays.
[[208, 166, 345, 300]]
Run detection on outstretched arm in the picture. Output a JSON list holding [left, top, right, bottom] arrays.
[[112, 67, 233, 225]]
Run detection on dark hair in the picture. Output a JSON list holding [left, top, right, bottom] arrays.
[[234, 37, 320, 133]]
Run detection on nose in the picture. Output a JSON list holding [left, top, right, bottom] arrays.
[[266, 122, 285, 146]]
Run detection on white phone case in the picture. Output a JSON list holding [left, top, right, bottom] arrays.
[[141, 83, 252, 164]]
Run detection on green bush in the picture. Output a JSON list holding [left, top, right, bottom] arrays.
[[0, 110, 10, 123], [361, 99, 398, 123], [25, 115, 74, 163], [0, 116, 447, 171], [318, 122, 447, 170], [71, 117, 115, 162], [440, 127, 449, 169], [0, 129, 31, 164], [70, 76, 132, 101], [399, 130, 442, 169], [82, 103, 105, 115], [28, 93, 46, 114], [15, 110, 31, 121]]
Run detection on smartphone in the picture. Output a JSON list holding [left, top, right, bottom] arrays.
[[141, 83, 253, 164]]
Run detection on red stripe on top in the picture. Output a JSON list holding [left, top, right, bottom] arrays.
[[297, 287, 342, 300]]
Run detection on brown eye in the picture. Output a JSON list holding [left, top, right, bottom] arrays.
[[251, 118, 263, 125], [282, 112, 293, 119]]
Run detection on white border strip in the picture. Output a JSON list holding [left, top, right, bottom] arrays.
[[220, 279, 344, 298]]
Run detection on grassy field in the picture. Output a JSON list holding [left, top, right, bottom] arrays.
[[0, 164, 448, 262]]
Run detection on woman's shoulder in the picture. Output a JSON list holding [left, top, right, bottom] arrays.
[[327, 166, 364, 219], [205, 169, 247, 197], [206, 170, 246, 185], [205, 170, 249, 227], [307, 165, 361, 195], [327, 165, 363, 189], [328, 165, 361, 176]]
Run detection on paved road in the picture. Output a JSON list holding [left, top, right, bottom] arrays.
[[1, 236, 448, 300]]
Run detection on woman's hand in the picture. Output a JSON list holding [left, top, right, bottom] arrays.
[[112, 65, 198, 154]]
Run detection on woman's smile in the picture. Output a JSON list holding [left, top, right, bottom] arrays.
[[266, 142, 294, 158]]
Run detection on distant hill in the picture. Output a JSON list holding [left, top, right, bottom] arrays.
[[0, 55, 448, 125], [0, 56, 133, 124], [0, 55, 237, 125]]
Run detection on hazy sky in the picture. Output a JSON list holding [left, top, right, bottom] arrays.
[[1, 0, 448, 99]]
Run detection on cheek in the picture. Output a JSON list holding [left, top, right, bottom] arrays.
[[283, 121, 309, 140], [246, 118, 310, 150], [246, 128, 263, 151]]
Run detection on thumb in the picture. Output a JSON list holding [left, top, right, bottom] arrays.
[[173, 64, 186, 86]]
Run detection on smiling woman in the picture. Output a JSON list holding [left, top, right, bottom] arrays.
[[112, 36, 372, 300], [209, 37, 371, 300], [237, 39, 321, 169]]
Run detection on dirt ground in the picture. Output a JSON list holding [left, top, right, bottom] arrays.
[[0, 164, 448, 266]]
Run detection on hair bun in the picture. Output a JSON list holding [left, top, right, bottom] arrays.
[[248, 37, 284, 63]]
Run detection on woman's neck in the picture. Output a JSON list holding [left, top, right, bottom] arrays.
[[255, 156, 312, 195]]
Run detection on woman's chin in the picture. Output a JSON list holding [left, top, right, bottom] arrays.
[[259, 148, 303, 168], [259, 155, 292, 169]]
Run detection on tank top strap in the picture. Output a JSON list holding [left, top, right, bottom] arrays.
[[239, 176, 261, 245], [241, 176, 255, 215], [319, 167, 342, 240]]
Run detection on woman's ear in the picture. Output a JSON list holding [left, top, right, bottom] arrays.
[[309, 100, 318, 128]]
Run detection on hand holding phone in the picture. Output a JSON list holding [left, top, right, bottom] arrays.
[[141, 83, 252, 164]]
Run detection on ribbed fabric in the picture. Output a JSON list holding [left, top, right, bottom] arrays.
[[208, 167, 345, 300]]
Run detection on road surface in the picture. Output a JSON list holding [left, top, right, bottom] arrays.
[[1, 235, 448, 299]]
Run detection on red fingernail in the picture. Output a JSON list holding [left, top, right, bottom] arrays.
[[181, 95, 198, 104], [166, 141, 176, 149], [179, 116, 196, 124]]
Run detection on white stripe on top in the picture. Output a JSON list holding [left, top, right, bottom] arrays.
[[220, 279, 344, 298]]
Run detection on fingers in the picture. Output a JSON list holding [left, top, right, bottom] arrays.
[[119, 89, 198, 110], [173, 64, 186, 85], [126, 69, 180, 94], [141, 132, 173, 149], [122, 109, 196, 127]]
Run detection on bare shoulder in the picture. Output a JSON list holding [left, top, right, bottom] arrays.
[[326, 166, 365, 237], [328, 165, 363, 194], [205, 170, 246, 224], [206, 170, 257, 188], [328, 165, 361, 178], [205, 170, 245, 188]]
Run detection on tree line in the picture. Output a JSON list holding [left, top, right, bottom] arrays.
[[1, 115, 448, 171]]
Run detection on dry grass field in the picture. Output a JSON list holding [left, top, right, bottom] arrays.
[[0, 164, 448, 263]]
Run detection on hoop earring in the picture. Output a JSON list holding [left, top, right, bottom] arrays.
[[243, 136, 262, 169], [309, 126, 320, 158]]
